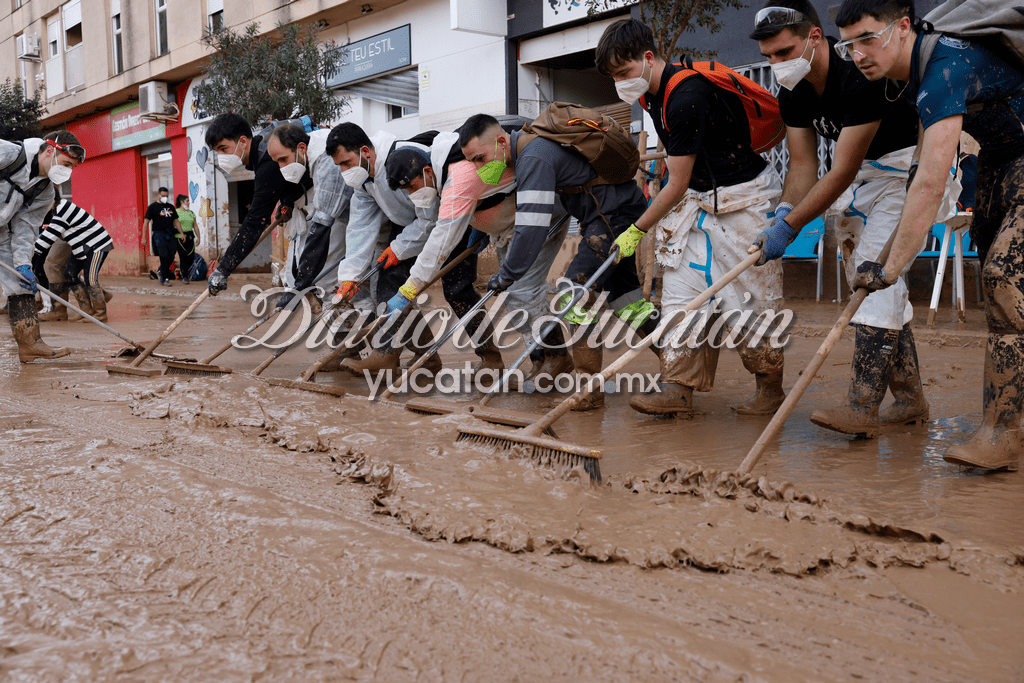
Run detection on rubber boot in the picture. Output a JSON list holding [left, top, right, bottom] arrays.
[[943, 334, 1023, 471], [571, 335, 604, 411], [67, 284, 93, 321], [879, 324, 929, 426], [407, 320, 443, 376], [7, 294, 71, 363], [524, 324, 573, 389], [102, 288, 113, 303], [629, 345, 697, 415], [340, 346, 401, 376], [38, 282, 70, 322], [809, 324, 899, 438], [471, 338, 505, 381], [87, 285, 107, 323], [318, 326, 364, 372], [732, 372, 786, 415]]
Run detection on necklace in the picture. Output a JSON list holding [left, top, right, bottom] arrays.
[[885, 78, 909, 102]]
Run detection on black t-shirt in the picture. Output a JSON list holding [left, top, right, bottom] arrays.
[[145, 202, 178, 235], [779, 37, 918, 161], [643, 62, 767, 192]]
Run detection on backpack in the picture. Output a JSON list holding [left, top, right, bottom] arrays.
[[515, 102, 640, 189], [640, 58, 786, 155], [918, 0, 1024, 80], [188, 253, 208, 281]]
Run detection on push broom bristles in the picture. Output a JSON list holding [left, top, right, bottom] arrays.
[[163, 361, 233, 377], [264, 377, 346, 397], [456, 423, 602, 483]]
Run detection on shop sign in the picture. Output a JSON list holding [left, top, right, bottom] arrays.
[[111, 102, 165, 150], [327, 24, 411, 88]]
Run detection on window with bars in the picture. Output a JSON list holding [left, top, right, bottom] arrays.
[[155, 0, 168, 56]]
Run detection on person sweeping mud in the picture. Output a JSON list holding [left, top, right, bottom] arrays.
[[749, 1, 955, 438], [33, 199, 114, 322], [325, 123, 473, 379], [204, 113, 305, 297], [836, 0, 1024, 471], [0, 131, 83, 362], [387, 117, 573, 395], [596, 19, 784, 417]]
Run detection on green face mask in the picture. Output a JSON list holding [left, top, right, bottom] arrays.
[[476, 141, 507, 185]]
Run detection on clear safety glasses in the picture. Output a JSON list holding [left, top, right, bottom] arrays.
[[834, 20, 898, 61], [753, 7, 809, 29]]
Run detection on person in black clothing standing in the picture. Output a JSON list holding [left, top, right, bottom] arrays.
[[143, 186, 183, 286], [204, 113, 305, 296]]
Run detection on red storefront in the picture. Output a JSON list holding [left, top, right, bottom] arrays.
[[66, 81, 191, 276]]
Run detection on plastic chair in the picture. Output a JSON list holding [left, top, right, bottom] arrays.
[[923, 213, 976, 326], [783, 217, 825, 302]]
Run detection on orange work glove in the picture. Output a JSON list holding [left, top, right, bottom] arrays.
[[377, 246, 401, 269], [336, 280, 359, 302]]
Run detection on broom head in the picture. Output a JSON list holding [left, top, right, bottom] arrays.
[[106, 363, 163, 377], [163, 360, 233, 377], [456, 422, 601, 483], [265, 377, 346, 397]]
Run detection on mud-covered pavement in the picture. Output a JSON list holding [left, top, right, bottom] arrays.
[[1, 278, 1022, 682]]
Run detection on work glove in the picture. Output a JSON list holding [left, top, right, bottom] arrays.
[[377, 246, 401, 269], [467, 228, 490, 252], [208, 267, 228, 296], [852, 260, 893, 291], [488, 272, 514, 293], [336, 280, 359, 303], [612, 224, 646, 263], [273, 203, 293, 224], [751, 218, 798, 266], [387, 283, 418, 316], [15, 265, 37, 294]]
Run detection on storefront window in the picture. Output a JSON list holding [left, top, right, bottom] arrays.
[[146, 152, 173, 200]]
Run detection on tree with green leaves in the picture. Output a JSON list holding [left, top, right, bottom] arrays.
[[0, 78, 46, 141], [583, 0, 746, 61], [193, 22, 347, 128]]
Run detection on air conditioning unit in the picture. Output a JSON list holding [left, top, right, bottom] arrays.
[[139, 81, 170, 115], [16, 35, 41, 62]]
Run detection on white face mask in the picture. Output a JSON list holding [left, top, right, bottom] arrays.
[[280, 148, 307, 184], [216, 139, 245, 176], [160, 196, 169, 203], [342, 152, 370, 187], [48, 164, 72, 185], [771, 39, 815, 90], [615, 59, 652, 104], [409, 169, 438, 209]]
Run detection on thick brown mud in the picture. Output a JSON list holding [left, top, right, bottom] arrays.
[[0, 278, 1022, 681]]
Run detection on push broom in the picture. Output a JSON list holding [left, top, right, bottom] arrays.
[[106, 218, 284, 377], [0, 261, 187, 360], [163, 253, 349, 377], [456, 250, 764, 483], [272, 238, 490, 397]]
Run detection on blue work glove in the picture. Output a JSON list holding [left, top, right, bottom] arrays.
[[467, 228, 490, 252], [208, 267, 228, 296], [752, 206, 797, 266], [16, 265, 37, 294], [852, 260, 893, 291], [386, 290, 414, 316], [488, 271, 514, 293]]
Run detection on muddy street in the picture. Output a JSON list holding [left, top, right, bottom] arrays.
[[1, 278, 1022, 682]]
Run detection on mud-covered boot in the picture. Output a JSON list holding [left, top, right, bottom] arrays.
[[809, 324, 899, 438], [102, 288, 113, 303], [879, 324, 929, 426], [38, 282, 70, 322], [317, 327, 364, 372], [67, 284, 93, 321], [523, 324, 573, 391], [407, 320, 443, 375], [943, 334, 1024, 471], [571, 336, 604, 411], [7, 294, 71, 363], [471, 338, 505, 381], [629, 382, 694, 415], [87, 285, 108, 323], [340, 347, 401, 377], [732, 372, 786, 415]]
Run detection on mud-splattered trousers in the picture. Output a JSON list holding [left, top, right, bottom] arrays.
[[654, 166, 783, 390], [834, 147, 960, 330], [973, 152, 1024, 337], [0, 139, 54, 297]]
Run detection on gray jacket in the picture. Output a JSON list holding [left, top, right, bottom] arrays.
[[0, 138, 56, 268]]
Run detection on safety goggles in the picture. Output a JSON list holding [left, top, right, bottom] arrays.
[[834, 20, 898, 61], [46, 138, 87, 162], [753, 7, 809, 29]]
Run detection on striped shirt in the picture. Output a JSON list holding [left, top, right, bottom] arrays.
[[34, 200, 114, 258]]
